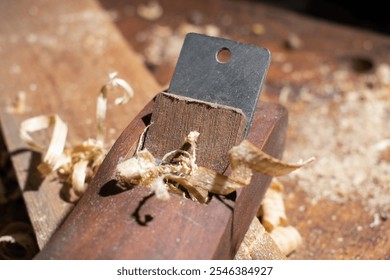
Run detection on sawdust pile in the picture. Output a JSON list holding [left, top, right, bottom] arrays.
[[6, 7, 123, 55], [282, 62, 390, 217]]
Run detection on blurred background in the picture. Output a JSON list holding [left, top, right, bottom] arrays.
[[258, 0, 389, 35]]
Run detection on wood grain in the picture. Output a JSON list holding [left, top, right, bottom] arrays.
[[0, 0, 161, 248], [144, 92, 247, 172], [35, 100, 287, 259]]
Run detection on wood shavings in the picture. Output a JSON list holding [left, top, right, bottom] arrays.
[[236, 179, 302, 259], [116, 150, 158, 186], [149, 176, 170, 201], [269, 226, 302, 256], [71, 160, 88, 196], [97, 72, 134, 143], [0, 222, 38, 260], [116, 132, 312, 203], [20, 73, 133, 201], [258, 178, 287, 232], [255, 178, 302, 257], [20, 114, 68, 175], [137, 1, 163, 21], [229, 140, 314, 180], [234, 217, 286, 260]]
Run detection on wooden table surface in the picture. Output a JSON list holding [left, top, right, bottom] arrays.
[[0, 0, 162, 249], [1, 0, 390, 259]]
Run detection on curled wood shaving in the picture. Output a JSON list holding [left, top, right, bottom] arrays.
[[56, 138, 106, 202], [116, 132, 313, 203], [256, 178, 303, 257], [236, 178, 303, 259], [20, 73, 133, 201], [96, 72, 134, 143], [258, 178, 287, 232], [20, 114, 68, 175], [229, 140, 314, 183], [270, 226, 302, 256]]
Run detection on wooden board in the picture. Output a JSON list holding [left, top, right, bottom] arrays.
[[0, 0, 162, 248], [99, 0, 390, 259]]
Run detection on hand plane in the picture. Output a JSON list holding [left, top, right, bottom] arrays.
[[35, 33, 288, 259]]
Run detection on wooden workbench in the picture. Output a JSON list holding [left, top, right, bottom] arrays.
[[0, 0, 162, 249]]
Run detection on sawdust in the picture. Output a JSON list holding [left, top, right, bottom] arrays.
[[1, 7, 121, 55], [281, 62, 390, 217]]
